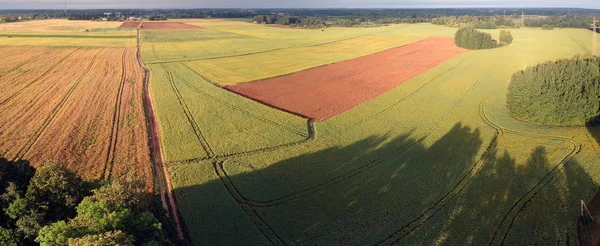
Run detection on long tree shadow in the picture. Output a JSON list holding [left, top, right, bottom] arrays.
[[172, 122, 596, 245], [579, 121, 600, 245]]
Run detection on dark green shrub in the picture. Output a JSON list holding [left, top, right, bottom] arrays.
[[506, 56, 600, 125], [499, 30, 513, 45], [542, 24, 554, 30], [454, 27, 499, 50]]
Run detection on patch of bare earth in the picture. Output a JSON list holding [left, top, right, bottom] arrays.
[[225, 37, 467, 121]]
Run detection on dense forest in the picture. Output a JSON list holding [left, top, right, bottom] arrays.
[[506, 55, 600, 126]]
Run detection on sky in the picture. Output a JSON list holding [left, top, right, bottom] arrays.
[[0, 0, 599, 10]]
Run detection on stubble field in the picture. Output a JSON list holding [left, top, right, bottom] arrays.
[[0, 20, 152, 189]]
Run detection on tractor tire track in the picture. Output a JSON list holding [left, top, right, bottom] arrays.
[[0, 49, 79, 107], [476, 97, 582, 246], [220, 61, 497, 208], [137, 27, 185, 240], [176, 63, 309, 137], [161, 64, 215, 158], [12, 49, 102, 161], [344, 56, 470, 132], [168, 120, 315, 166], [0, 51, 46, 80], [569, 36, 591, 54], [103, 49, 128, 180], [214, 160, 286, 245], [149, 25, 411, 65]]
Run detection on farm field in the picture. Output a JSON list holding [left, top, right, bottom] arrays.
[[225, 37, 467, 120], [0, 19, 136, 47], [142, 19, 600, 245], [0, 20, 152, 189]]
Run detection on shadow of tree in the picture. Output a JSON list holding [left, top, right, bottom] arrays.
[[172, 122, 595, 245], [578, 122, 600, 246]]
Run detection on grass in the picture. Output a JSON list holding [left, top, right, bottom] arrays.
[[146, 20, 600, 245]]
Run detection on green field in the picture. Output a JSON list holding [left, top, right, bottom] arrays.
[[143, 20, 600, 245]]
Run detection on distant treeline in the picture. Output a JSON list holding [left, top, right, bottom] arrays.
[[1, 8, 599, 29], [432, 16, 516, 29]]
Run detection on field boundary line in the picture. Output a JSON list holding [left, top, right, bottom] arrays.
[[103, 49, 128, 180], [136, 27, 185, 240], [146, 25, 412, 64], [12, 49, 102, 161], [0, 49, 79, 107]]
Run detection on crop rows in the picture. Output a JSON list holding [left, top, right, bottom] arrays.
[[0, 47, 152, 189]]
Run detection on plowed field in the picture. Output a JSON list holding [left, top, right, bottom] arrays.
[[225, 37, 467, 120], [141, 22, 204, 30], [120, 22, 141, 28]]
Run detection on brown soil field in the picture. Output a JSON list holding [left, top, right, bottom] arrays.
[[140, 22, 204, 30], [119, 22, 142, 28], [225, 37, 467, 121], [0, 47, 152, 190]]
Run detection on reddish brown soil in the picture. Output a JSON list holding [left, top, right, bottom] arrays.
[[119, 22, 141, 28], [225, 37, 467, 121], [140, 22, 204, 30]]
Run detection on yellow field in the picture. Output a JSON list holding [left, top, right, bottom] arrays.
[[0, 19, 136, 47], [0, 19, 122, 33]]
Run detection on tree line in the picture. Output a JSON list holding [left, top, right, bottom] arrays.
[[506, 55, 600, 126], [432, 16, 516, 29], [0, 158, 176, 245]]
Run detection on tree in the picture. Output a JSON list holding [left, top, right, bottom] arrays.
[[68, 230, 134, 246], [25, 163, 86, 222], [0, 227, 21, 246], [35, 221, 74, 246], [507, 55, 600, 125], [454, 27, 499, 50], [499, 30, 513, 45], [36, 180, 171, 246]]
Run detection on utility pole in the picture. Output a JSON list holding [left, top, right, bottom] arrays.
[[521, 11, 525, 27], [592, 16, 598, 56]]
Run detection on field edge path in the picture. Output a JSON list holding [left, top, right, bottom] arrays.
[[136, 25, 185, 240]]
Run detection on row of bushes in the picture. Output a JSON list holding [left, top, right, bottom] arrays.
[[507, 55, 600, 125]]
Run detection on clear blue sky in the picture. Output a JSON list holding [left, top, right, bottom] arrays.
[[0, 0, 598, 10]]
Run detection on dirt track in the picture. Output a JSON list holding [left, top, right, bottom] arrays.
[[225, 37, 467, 121], [136, 27, 185, 239]]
